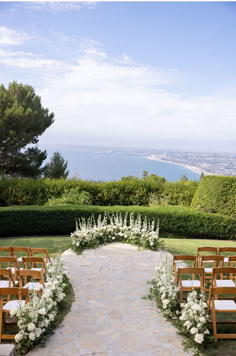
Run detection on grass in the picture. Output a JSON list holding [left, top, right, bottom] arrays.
[[0, 236, 72, 257]]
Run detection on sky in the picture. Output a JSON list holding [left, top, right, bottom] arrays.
[[0, 1, 236, 153]]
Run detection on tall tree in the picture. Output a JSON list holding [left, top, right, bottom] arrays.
[[0, 81, 54, 178], [44, 152, 69, 179]]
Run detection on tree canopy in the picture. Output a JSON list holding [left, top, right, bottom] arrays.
[[44, 152, 69, 179], [0, 81, 54, 178]]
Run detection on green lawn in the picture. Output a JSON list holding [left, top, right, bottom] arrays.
[[0, 236, 72, 257]]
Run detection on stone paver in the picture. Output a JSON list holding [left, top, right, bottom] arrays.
[[28, 243, 190, 356]]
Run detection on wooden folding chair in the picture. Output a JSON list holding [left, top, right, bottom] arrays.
[[228, 256, 236, 268], [178, 267, 205, 303], [197, 247, 218, 267], [0, 269, 15, 289], [173, 255, 197, 284], [209, 287, 236, 343], [22, 257, 46, 275], [0, 257, 20, 283], [0, 287, 29, 341], [16, 269, 44, 292], [219, 247, 236, 265], [200, 255, 224, 291], [10, 246, 31, 265], [30, 248, 51, 263], [211, 267, 236, 289]]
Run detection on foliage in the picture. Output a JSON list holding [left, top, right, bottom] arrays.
[[192, 175, 236, 217], [0, 205, 235, 239], [44, 152, 69, 179], [45, 188, 93, 206], [0, 81, 54, 178], [12, 254, 67, 354], [71, 213, 163, 251]]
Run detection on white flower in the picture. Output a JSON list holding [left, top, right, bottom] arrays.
[[183, 321, 192, 329], [199, 316, 206, 324], [29, 332, 36, 341], [15, 333, 24, 343], [38, 308, 46, 315], [28, 322, 36, 331], [194, 333, 204, 344], [192, 304, 201, 312], [190, 327, 198, 335], [35, 328, 42, 338]]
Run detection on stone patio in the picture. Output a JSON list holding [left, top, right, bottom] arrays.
[[28, 243, 191, 356]]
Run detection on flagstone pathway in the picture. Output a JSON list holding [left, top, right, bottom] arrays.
[[28, 243, 191, 356]]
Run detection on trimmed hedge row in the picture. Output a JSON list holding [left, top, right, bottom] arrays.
[[192, 175, 236, 217], [0, 176, 198, 207], [0, 205, 235, 239]]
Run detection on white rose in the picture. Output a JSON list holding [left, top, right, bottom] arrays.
[[38, 308, 46, 315], [194, 333, 204, 344], [183, 321, 192, 329], [15, 333, 24, 343], [190, 327, 198, 335], [199, 316, 206, 324], [29, 332, 36, 341], [28, 322, 36, 331], [35, 328, 42, 338]]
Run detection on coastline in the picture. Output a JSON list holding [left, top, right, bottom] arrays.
[[146, 155, 213, 176]]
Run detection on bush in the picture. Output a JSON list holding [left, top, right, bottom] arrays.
[[46, 189, 93, 206], [192, 175, 236, 217], [0, 205, 235, 240]]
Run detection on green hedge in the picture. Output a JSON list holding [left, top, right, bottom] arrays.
[[192, 175, 236, 217], [0, 176, 198, 207], [0, 205, 235, 240]]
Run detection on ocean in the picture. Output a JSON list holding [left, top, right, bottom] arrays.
[[44, 147, 200, 182]]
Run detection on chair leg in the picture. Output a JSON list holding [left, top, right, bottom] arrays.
[[0, 298, 2, 342], [211, 301, 218, 343]]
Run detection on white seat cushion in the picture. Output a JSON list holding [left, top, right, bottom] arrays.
[[17, 257, 23, 262], [31, 268, 42, 272], [0, 280, 13, 288], [182, 280, 200, 288], [6, 267, 23, 273], [205, 268, 213, 273], [216, 279, 235, 287], [23, 282, 43, 291], [224, 257, 229, 263], [3, 300, 25, 312], [214, 300, 236, 311]]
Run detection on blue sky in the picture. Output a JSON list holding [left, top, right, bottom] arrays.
[[0, 1, 236, 152]]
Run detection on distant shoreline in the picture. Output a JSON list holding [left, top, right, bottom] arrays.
[[145, 155, 213, 176]]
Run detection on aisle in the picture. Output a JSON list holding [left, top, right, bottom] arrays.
[[28, 243, 190, 356]]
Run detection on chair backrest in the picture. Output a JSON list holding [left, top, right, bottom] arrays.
[[200, 255, 224, 268], [210, 286, 236, 300], [0, 287, 29, 301], [197, 247, 218, 266], [0, 256, 20, 270], [0, 269, 15, 287], [10, 247, 31, 258], [22, 257, 46, 272], [178, 267, 205, 284], [211, 267, 236, 285], [16, 269, 44, 288], [0, 247, 11, 256], [219, 247, 236, 254], [228, 256, 236, 266], [30, 248, 51, 263]]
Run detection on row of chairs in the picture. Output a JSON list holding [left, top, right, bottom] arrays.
[[173, 247, 236, 343], [0, 247, 50, 342]]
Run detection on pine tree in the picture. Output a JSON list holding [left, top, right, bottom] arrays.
[[44, 152, 69, 179]]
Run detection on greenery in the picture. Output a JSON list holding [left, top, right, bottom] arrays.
[[0, 81, 54, 178], [0, 205, 235, 240], [44, 152, 69, 179], [45, 188, 93, 206], [192, 175, 236, 217], [71, 212, 163, 252], [0, 175, 198, 207]]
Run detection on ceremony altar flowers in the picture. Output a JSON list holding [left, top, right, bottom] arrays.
[[11, 254, 67, 353], [71, 212, 164, 251]]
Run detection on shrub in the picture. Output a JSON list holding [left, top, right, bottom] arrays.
[[192, 175, 236, 217], [0, 205, 235, 240], [46, 189, 93, 206]]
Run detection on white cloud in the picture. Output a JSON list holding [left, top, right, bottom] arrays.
[[22, 1, 96, 13], [0, 26, 30, 46], [0, 48, 62, 69], [37, 44, 236, 148]]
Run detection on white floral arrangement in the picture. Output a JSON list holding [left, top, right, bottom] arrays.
[[179, 290, 210, 345], [71, 212, 163, 251], [11, 254, 67, 353], [153, 255, 180, 318]]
